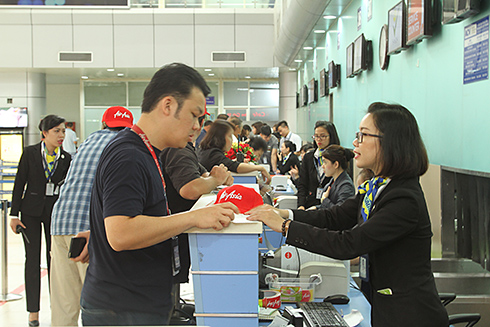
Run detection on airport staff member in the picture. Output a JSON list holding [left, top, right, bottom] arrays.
[[79, 63, 239, 326], [10, 115, 72, 327], [247, 103, 449, 327]]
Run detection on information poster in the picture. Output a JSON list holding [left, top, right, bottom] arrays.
[[464, 16, 489, 85]]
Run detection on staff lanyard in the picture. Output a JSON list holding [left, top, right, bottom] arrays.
[[42, 143, 58, 182], [131, 124, 169, 215]]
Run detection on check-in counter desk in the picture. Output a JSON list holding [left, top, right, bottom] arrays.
[[187, 194, 262, 327]]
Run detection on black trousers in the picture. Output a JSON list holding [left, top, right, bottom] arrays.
[[21, 206, 52, 313]]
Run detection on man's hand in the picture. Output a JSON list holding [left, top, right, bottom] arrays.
[[260, 167, 272, 184], [210, 164, 232, 186], [194, 202, 239, 231], [70, 230, 90, 264]]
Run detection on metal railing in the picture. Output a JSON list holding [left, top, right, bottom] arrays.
[[1, 199, 22, 302]]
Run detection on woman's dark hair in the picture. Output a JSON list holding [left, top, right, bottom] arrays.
[[141, 63, 211, 114], [283, 140, 296, 153], [247, 136, 267, 153], [368, 102, 428, 178], [199, 120, 234, 151], [313, 121, 340, 148], [322, 144, 354, 170], [241, 124, 251, 138], [39, 115, 65, 132], [300, 142, 315, 153]]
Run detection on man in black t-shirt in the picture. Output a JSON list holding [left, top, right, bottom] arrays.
[[77, 63, 239, 326], [161, 128, 233, 285]]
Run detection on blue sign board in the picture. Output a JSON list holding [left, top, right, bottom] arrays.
[[464, 16, 489, 84], [206, 96, 215, 105]]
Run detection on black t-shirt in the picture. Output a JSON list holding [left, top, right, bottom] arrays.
[[197, 147, 240, 172], [81, 128, 173, 314], [160, 142, 207, 283]]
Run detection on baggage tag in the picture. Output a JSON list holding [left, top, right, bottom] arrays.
[[359, 254, 369, 282], [171, 236, 181, 277], [46, 182, 54, 196], [316, 188, 323, 200]]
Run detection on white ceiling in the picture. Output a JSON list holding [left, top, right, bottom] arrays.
[[0, 0, 352, 84]]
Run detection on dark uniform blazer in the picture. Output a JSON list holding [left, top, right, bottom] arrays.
[[10, 142, 71, 217], [318, 170, 355, 209], [296, 150, 331, 208], [277, 153, 300, 175], [288, 177, 449, 327]]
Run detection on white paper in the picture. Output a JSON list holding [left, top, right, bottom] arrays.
[[344, 309, 364, 327]]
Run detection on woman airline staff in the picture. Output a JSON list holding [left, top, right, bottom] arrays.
[[247, 103, 448, 327], [10, 115, 71, 326]]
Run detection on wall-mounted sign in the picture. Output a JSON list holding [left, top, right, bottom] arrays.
[[206, 96, 215, 105], [464, 16, 489, 84]]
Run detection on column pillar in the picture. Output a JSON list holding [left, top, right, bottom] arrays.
[[0, 71, 46, 146], [278, 70, 297, 130]]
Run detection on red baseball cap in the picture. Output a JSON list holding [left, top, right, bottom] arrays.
[[102, 106, 134, 128], [214, 185, 263, 213]]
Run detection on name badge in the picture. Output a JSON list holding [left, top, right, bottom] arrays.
[[171, 236, 181, 277], [46, 182, 54, 196], [359, 254, 369, 282], [316, 188, 323, 200]]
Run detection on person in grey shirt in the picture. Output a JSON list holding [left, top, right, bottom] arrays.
[[259, 125, 278, 173]]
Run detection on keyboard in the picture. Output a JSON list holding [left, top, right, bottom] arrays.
[[298, 302, 349, 327]]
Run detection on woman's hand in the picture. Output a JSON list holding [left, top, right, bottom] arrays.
[[306, 206, 317, 211], [289, 165, 299, 180], [10, 218, 25, 234], [71, 230, 90, 264], [297, 206, 305, 210], [321, 186, 331, 202], [246, 204, 285, 233]]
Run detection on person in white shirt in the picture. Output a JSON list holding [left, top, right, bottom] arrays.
[[277, 120, 302, 152], [62, 122, 77, 156]]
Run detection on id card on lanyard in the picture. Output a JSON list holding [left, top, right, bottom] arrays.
[[131, 124, 180, 277], [42, 148, 58, 196], [313, 156, 325, 199]]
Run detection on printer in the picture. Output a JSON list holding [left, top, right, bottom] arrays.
[[260, 245, 349, 298]]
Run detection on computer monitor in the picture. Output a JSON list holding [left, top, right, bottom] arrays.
[[301, 84, 308, 106], [328, 61, 340, 89], [442, 0, 480, 24], [319, 69, 328, 97], [307, 78, 318, 104], [346, 43, 354, 78], [0, 107, 28, 128], [407, 0, 433, 45], [353, 34, 373, 74], [388, 1, 409, 55]]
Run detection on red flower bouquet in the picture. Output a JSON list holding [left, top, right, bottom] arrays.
[[225, 142, 259, 164]]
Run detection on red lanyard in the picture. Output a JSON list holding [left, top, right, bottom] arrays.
[[131, 124, 169, 215]]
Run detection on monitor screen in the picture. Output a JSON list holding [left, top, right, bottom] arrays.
[[319, 69, 327, 97], [328, 61, 339, 89], [407, 0, 432, 44], [301, 85, 308, 106], [346, 43, 354, 78], [353, 34, 365, 74], [308, 79, 317, 104], [0, 107, 28, 128], [388, 1, 408, 55]]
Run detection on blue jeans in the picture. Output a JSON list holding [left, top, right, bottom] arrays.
[[81, 298, 172, 326]]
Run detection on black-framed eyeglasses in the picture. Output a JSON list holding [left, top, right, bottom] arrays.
[[312, 134, 330, 140], [355, 131, 383, 143]]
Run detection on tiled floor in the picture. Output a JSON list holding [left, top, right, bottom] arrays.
[[0, 227, 195, 327]]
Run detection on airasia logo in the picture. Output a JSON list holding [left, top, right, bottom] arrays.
[[218, 189, 242, 202], [263, 297, 281, 309], [302, 290, 311, 302], [114, 110, 131, 119], [285, 252, 292, 259]]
